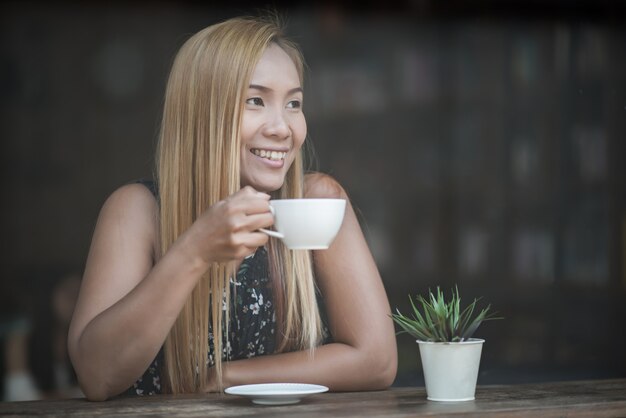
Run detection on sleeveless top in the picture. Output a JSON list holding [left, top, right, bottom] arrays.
[[125, 180, 331, 396]]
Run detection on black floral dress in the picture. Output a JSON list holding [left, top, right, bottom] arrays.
[[126, 246, 277, 396]]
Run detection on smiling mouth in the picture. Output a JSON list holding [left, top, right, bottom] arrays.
[[251, 148, 287, 161]]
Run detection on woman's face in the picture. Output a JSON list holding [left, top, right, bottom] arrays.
[[239, 43, 306, 192]]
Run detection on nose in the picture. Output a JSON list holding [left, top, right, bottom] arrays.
[[262, 108, 290, 139]]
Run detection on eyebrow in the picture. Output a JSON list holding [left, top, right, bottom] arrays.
[[248, 84, 303, 95]]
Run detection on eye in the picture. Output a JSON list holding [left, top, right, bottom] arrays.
[[286, 100, 302, 109], [246, 97, 264, 106]]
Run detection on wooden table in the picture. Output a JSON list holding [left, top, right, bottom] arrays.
[[1, 379, 625, 417]]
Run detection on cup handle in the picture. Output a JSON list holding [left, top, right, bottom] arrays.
[[260, 205, 284, 238], [259, 228, 284, 239]]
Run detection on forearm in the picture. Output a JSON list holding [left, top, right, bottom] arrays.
[[70, 240, 207, 400], [220, 341, 396, 392]]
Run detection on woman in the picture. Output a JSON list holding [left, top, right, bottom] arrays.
[[68, 16, 397, 401]]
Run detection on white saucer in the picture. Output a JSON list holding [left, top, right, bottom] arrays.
[[224, 383, 329, 405]]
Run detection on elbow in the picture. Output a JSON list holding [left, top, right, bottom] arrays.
[[72, 362, 113, 401], [75, 366, 114, 402], [82, 385, 111, 402], [372, 349, 398, 390], [361, 342, 397, 390], [68, 335, 113, 401], [72, 357, 115, 401]]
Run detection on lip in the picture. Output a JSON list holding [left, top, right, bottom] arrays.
[[249, 148, 287, 168]]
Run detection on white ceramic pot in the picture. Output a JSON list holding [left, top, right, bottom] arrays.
[[417, 338, 484, 402]]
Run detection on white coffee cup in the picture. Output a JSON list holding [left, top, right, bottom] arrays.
[[260, 199, 346, 250]]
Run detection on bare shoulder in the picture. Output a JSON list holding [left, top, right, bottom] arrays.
[[96, 183, 159, 250], [304, 172, 347, 199], [101, 182, 158, 218]]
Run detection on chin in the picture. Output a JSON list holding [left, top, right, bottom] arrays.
[[243, 177, 285, 193], [258, 182, 284, 193]]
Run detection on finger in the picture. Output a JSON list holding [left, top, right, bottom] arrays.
[[226, 188, 270, 207], [238, 186, 271, 200], [238, 197, 272, 216], [240, 232, 270, 249], [229, 187, 270, 203], [243, 212, 275, 231], [221, 195, 270, 219]]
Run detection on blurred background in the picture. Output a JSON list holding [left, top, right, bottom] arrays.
[[1, 0, 625, 401]]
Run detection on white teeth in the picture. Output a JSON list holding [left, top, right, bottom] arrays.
[[252, 149, 286, 161]]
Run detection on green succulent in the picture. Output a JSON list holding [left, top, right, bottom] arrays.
[[391, 286, 501, 343]]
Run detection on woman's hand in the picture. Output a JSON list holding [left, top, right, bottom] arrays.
[[179, 186, 274, 265]]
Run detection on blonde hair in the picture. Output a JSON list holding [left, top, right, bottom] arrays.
[[155, 16, 322, 394]]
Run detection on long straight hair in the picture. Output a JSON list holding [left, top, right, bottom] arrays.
[[155, 16, 322, 394]]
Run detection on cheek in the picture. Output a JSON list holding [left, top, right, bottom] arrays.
[[293, 116, 307, 149], [240, 115, 255, 146]]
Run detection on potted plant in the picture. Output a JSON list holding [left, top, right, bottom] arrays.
[[391, 286, 501, 402]]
